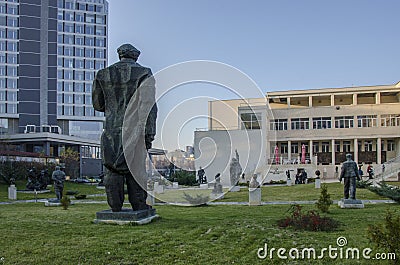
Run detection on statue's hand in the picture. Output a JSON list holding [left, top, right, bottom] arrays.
[[145, 134, 155, 150]]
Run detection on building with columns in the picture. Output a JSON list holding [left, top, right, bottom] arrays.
[[194, 81, 400, 185]]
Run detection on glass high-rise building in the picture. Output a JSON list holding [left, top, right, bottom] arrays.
[[0, 0, 108, 176], [0, 0, 108, 141]]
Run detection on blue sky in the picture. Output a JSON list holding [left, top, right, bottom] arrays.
[[107, 0, 400, 151]]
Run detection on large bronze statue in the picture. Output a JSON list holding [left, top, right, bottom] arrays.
[[52, 166, 66, 201], [339, 154, 360, 200], [92, 44, 157, 212]]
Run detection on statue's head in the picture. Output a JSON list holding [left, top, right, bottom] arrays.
[[55, 166, 60, 171], [231, 158, 237, 162], [117, 44, 140, 61], [346, 153, 352, 160]]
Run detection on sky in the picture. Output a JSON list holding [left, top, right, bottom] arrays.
[[107, 0, 400, 151]]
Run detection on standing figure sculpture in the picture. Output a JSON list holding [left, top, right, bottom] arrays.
[[339, 154, 360, 200], [52, 166, 66, 201], [229, 150, 242, 186], [92, 44, 157, 212], [197, 167, 207, 184]]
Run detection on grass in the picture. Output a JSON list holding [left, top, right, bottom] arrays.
[[0, 203, 399, 264]]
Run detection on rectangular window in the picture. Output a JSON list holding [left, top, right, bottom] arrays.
[[95, 61, 104, 69], [57, 10, 63, 20], [0, 79, 5, 89], [380, 114, 400, 127], [312, 117, 332, 129], [240, 112, 261, 130], [321, 142, 330, 153], [85, 59, 95, 69], [57, 94, 63, 104], [75, 106, 84, 116], [76, 13, 85, 22], [96, 38, 105, 47], [95, 26, 105, 36], [7, 17, 18, 27], [335, 141, 340, 152], [291, 142, 299, 154], [85, 25, 94, 35], [96, 15, 105, 24], [0, 3, 5, 14], [387, 140, 395, 151], [7, 79, 17, 89], [291, 118, 309, 130], [74, 71, 84, 80], [0, 90, 5, 101], [7, 5, 18, 15], [64, 58, 74, 68], [76, 24, 84, 34], [7, 54, 17, 64], [75, 83, 84, 92], [85, 107, 94, 116], [65, 1, 74, 9], [270, 119, 288, 131], [85, 95, 92, 105], [0, 103, 5, 113], [57, 82, 63, 91], [64, 105, 73, 116], [63, 82, 73, 92], [0, 66, 5, 76], [364, 140, 373, 152], [75, 59, 84, 69], [85, 71, 94, 80], [7, 103, 17, 114], [64, 93, 73, 104], [0, 28, 5, 38], [280, 143, 288, 154], [95, 49, 104, 58], [7, 91, 17, 102], [64, 11, 74, 21], [85, 83, 92, 93], [343, 141, 351, 152], [7, 66, 17, 76], [75, 94, 84, 104], [7, 42, 17, 52], [75, 47, 84, 57], [313, 142, 319, 153], [75, 36, 84, 46], [64, 70, 73, 80], [64, 23, 74, 33], [357, 115, 377, 128], [87, 5, 95, 12], [86, 14, 95, 23], [64, 46, 73, 56], [7, 29, 18, 39], [85, 48, 94, 58], [85, 37, 94, 46], [334, 116, 354, 128]]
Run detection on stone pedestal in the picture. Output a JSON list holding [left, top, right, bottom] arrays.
[[94, 208, 158, 225], [45, 199, 75, 207], [230, 186, 240, 192], [154, 182, 164, 194], [146, 191, 155, 206], [172, 182, 179, 189], [315, 178, 321, 189], [249, 188, 261, 206], [338, 199, 364, 209], [8, 185, 17, 200], [200, 184, 208, 189], [287, 179, 292, 186]]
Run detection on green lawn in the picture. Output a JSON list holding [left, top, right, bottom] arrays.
[[0, 203, 399, 264]]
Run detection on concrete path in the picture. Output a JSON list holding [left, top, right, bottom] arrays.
[[0, 199, 396, 206]]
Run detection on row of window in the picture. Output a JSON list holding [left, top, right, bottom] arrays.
[[57, 0, 106, 13], [58, 11, 106, 24], [57, 45, 106, 58], [0, 102, 17, 114], [0, 3, 18, 15], [270, 115, 400, 130], [57, 93, 92, 105], [57, 81, 92, 93], [0, 90, 16, 102], [278, 140, 396, 154], [58, 22, 106, 36], [0, 16, 18, 27], [57, 105, 103, 117], [0, 40, 17, 52], [0, 53, 17, 65], [57, 57, 105, 70], [0, 78, 17, 89], [0, 28, 18, 39], [58, 34, 106, 47], [57, 69, 96, 81]]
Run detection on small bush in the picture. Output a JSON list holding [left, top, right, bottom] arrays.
[[60, 192, 71, 210], [357, 179, 372, 189], [316, 184, 333, 213], [367, 210, 400, 259], [277, 204, 339, 232], [174, 171, 197, 186]]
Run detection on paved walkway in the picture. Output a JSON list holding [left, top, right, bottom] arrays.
[[0, 199, 396, 206]]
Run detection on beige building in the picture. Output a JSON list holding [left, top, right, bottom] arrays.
[[194, 81, 400, 185]]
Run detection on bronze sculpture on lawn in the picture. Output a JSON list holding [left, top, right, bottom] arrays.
[[339, 153, 360, 200], [92, 44, 157, 212]]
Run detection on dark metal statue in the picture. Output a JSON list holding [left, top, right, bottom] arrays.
[[339, 154, 360, 200], [92, 43, 157, 212]]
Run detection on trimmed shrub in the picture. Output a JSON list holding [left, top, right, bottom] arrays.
[[316, 184, 333, 213]]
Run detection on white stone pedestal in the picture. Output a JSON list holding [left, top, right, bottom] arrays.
[[249, 188, 261, 206], [8, 185, 17, 200], [230, 186, 240, 192], [338, 199, 364, 209], [146, 191, 155, 206], [315, 178, 321, 189], [172, 182, 179, 189], [154, 182, 164, 194], [200, 184, 208, 189], [287, 179, 292, 186]]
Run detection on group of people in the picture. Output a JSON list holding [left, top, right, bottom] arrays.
[[294, 169, 308, 184], [25, 166, 66, 201]]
